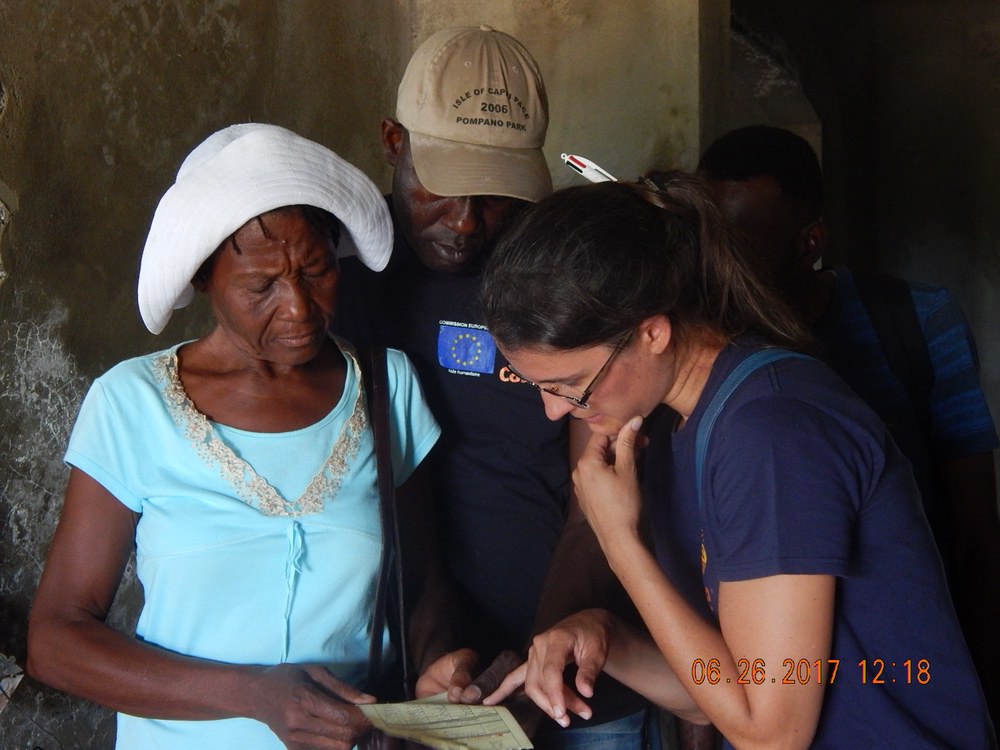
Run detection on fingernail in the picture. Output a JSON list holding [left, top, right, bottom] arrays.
[[630, 416, 643, 431], [462, 686, 482, 702]]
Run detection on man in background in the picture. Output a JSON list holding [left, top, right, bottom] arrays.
[[697, 124, 1000, 722], [335, 25, 653, 749]]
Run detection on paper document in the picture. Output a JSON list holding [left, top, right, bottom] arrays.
[[360, 692, 533, 750]]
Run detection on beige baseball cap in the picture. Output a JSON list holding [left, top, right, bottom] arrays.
[[396, 25, 552, 202]]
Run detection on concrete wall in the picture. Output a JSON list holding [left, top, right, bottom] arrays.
[[0, 2, 708, 746]]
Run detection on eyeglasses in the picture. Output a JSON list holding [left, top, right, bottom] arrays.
[[510, 337, 629, 409]]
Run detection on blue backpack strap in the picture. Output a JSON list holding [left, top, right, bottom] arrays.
[[694, 349, 812, 509]]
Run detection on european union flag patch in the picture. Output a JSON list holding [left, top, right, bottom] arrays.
[[438, 324, 497, 375]]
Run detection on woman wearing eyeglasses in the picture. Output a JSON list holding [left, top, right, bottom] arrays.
[[479, 176, 995, 748]]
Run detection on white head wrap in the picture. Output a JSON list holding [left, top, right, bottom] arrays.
[[137, 123, 391, 334]]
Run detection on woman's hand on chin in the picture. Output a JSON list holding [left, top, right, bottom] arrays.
[[572, 416, 646, 551]]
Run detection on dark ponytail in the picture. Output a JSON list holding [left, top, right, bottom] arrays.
[[481, 174, 808, 352]]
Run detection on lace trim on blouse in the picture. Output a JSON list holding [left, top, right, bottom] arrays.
[[152, 344, 368, 517]]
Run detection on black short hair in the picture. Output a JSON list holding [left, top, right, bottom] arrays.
[[698, 125, 824, 211], [193, 205, 341, 285]]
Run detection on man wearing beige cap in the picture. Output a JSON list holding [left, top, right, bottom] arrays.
[[335, 24, 652, 750]]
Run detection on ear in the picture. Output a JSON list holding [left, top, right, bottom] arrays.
[[381, 118, 406, 167], [636, 314, 673, 355], [796, 219, 829, 269]]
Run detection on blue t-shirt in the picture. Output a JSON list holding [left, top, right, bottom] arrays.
[[64, 340, 440, 749], [816, 269, 998, 498], [643, 341, 995, 748]]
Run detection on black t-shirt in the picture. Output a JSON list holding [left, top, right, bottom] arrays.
[[334, 200, 645, 726], [335, 206, 570, 657]]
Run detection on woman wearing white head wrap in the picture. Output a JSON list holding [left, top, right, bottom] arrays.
[[27, 125, 442, 749]]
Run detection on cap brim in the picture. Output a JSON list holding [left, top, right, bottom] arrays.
[[408, 132, 552, 203]]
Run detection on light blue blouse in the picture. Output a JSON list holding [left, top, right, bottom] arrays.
[[64, 340, 440, 749]]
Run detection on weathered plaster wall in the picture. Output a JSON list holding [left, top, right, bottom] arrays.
[[0, 2, 711, 746], [0, 3, 407, 744], [732, 0, 1000, 496]]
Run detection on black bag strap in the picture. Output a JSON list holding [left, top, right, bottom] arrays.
[[853, 272, 934, 421], [360, 345, 410, 697]]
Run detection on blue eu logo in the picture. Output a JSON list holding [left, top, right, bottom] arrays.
[[437, 324, 497, 375]]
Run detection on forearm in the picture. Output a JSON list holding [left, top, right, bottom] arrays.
[[601, 613, 706, 723], [604, 538, 746, 720], [603, 531, 826, 750], [28, 611, 265, 721], [532, 508, 624, 636]]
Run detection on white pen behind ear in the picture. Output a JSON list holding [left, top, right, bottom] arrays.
[[561, 153, 617, 183]]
